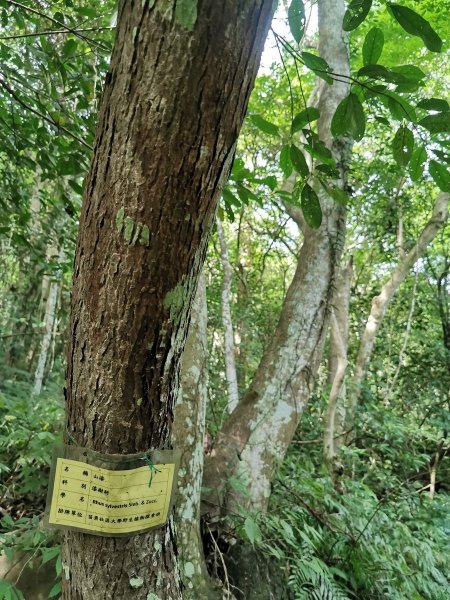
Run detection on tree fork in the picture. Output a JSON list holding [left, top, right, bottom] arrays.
[[62, 1, 274, 598]]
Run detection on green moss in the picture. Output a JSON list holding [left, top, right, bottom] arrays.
[[115, 207, 125, 233], [124, 216, 135, 243], [129, 576, 144, 588], [140, 224, 151, 247], [131, 222, 142, 246], [175, 0, 197, 30], [163, 280, 186, 324]]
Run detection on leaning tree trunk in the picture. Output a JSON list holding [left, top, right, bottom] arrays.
[[203, 0, 352, 514], [62, 1, 275, 598], [346, 192, 449, 428]]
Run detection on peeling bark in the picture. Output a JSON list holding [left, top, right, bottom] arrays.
[[62, 1, 275, 597], [346, 192, 449, 427], [216, 217, 239, 413], [203, 0, 351, 514]]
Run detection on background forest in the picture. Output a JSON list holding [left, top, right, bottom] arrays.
[[0, 0, 449, 599]]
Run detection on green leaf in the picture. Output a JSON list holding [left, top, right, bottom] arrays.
[[408, 145, 426, 181], [331, 92, 366, 141], [384, 91, 416, 122], [417, 98, 449, 112], [358, 64, 402, 84], [222, 188, 240, 207], [290, 144, 309, 177], [391, 64, 425, 82], [288, 0, 305, 44], [429, 160, 450, 192], [249, 115, 279, 136], [388, 3, 442, 52], [48, 582, 61, 599], [291, 107, 320, 133], [392, 126, 414, 167], [419, 112, 450, 134], [304, 140, 335, 166], [343, 0, 372, 32], [321, 180, 348, 205], [244, 517, 262, 545], [301, 52, 333, 85], [301, 184, 322, 228], [362, 27, 384, 65], [41, 546, 60, 565], [280, 145, 293, 178]]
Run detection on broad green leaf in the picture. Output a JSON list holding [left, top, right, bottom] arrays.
[[41, 546, 60, 565], [301, 52, 333, 85], [288, 0, 305, 44], [244, 517, 262, 545], [391, 64, 425, 82], [363, 27, 384, 65], [433, 150, 450, 165], [304, 140, 335, 166], [48, 582, 62, 599], [321, 180, 348, 205], [301, 184, 322, 228], [419, 112, 450, 134], [343, 0, 372, 32], [392, 126, 414, 167], [408, 145, 426, 181], [249, 115, 279, 136], [222, 188, 240, 207], [358, 64, 403, 84], [331, 92, 366, 141], [291, 107, 320, 133], [429, 160, 450, 192], [384, 91, 416, 122], [280, 145, 293, 178], [375, 116, 390, 126], [290, 144, 309, 177], [417, 98, 449, 112], [388, 3, 443, 52], [316, 164, 340, 178]]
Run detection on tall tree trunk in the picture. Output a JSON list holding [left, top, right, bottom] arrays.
[[216, 216, 239, 412], [323, 260, 352, 468], [172, 272, 219, 599], [346, 192, 449, 427], [203, 0, 352, 514], [33, 269, 60, 395], [62, 1, 274, 598]]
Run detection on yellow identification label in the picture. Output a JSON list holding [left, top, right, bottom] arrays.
[[47, 457, 176, 535]]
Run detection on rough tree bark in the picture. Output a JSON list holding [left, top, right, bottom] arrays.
[[346, 192, 449, 427], [216, 216, 239, 413], [203, 0, 352, 514], [62, 1, 275, 598]]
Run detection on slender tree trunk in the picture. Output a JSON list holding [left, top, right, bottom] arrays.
[[203, 0, 352, 514], [216, 216, 239, 412], [33, 273, 59, 394], [323, 260, 352, 467], [62, 1, 274, 598], [172, 272, 219, 599], [346, 192, 449, 427]]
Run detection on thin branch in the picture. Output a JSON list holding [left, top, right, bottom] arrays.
[[0, 76, 93, 150], [4, 0, 111, 51], [0, 26, 114, 40]]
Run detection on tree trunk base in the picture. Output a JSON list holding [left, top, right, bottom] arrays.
[[223, 542, 290, 600]]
